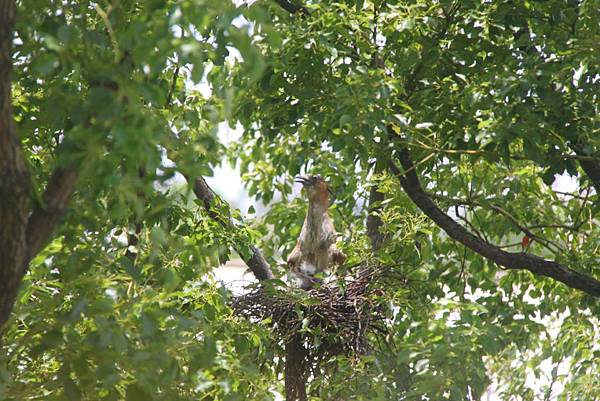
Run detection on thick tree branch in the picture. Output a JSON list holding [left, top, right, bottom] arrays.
[[576, 155, 600, 195], [193, 176, 305, 399], [0, 0, 30, 329], [390, 148, 600, 298], [25, 167, 78, 265], [431, 194, 564, 254], [192, 176, 274, 281], [273, 0, 308, 15], [1, 0, 79, 327]]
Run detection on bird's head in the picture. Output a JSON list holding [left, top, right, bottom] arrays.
[[295, 175, 332, 205]]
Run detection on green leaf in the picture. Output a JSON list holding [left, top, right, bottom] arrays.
[[126, 384, 153, 401]]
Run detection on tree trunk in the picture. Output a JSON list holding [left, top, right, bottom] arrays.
[[284, 333, 308, 401], [0, 0, 30, 329]]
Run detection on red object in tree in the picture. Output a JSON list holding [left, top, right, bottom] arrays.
[[521, 235, 532, 251]]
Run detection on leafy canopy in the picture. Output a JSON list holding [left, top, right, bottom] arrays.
[[2, 0, 600, 400]]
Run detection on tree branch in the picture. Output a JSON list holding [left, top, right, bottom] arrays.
[[576, 155, 600, 195], [0, 0, 31, 329], [192, 176, 274, 281], [273, 0, 308, 15], [25, 167, 78, 265], [367, 163, 387, 251], [390, 148, 600, 298], [431, 194, 565, 254], [125, 168, 146, 263], [165, 62, 180, 108], [284, 333, 308, 401]]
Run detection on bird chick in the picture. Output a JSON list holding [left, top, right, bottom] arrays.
[[287, 175, 346, 289]]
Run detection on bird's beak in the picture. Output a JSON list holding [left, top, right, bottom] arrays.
[[294, 176, 312, 186]]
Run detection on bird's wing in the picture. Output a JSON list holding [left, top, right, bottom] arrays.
[[287, 241, 302, 268]]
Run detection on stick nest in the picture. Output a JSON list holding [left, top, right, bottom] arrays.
[[232, 264, 389, 359]]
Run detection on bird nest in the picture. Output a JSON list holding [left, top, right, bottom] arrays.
[[231, 263, 389, 359]]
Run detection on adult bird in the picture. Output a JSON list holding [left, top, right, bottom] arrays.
[[287, 175, 346, 289]]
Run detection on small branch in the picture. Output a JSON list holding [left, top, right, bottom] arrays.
[[125, 168, 146, 263], [455, 211, 485, 242], [406, 139, 600, 163], [390, 148, 600, 298], [367, 165, 386, 251], [166, 29, 183, 108], [433, 194, 564, 254], [459, 247, 467, 299], [469, 208, 490, 243], [192, 176, 274, 281], [571, 187, 591, 231], [526, 223, 583, 232], [165, 62, 181, 108], [498, 241, 523, 249], [94, 3, 120, 63], [552, 190, 596, 202], [25, 167, 77, 266]]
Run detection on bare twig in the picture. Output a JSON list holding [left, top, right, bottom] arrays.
[[552, 190, 596, 201], [406, 139, 600, 163], [367, 166, 386, 251]]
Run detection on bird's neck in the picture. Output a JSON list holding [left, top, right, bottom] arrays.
[[307, 197, 329, 221]]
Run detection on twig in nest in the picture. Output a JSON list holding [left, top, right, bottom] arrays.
[[232, 263, 390, 361]]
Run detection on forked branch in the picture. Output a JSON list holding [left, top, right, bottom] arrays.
[[25, 167, 78, 267]]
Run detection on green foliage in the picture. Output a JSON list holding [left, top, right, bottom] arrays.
[[227, 0, 600, 400], [2, 0, 600, 400], [4, 0, 279, 399]]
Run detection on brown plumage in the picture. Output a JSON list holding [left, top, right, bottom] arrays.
[[287, 175, 346, 289]]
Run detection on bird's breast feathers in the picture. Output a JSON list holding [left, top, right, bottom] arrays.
[[299, 261, 317, 275], [299, 216, 336, 249]]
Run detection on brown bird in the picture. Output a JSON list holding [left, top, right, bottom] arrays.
[[287, 175, 346, 289]]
